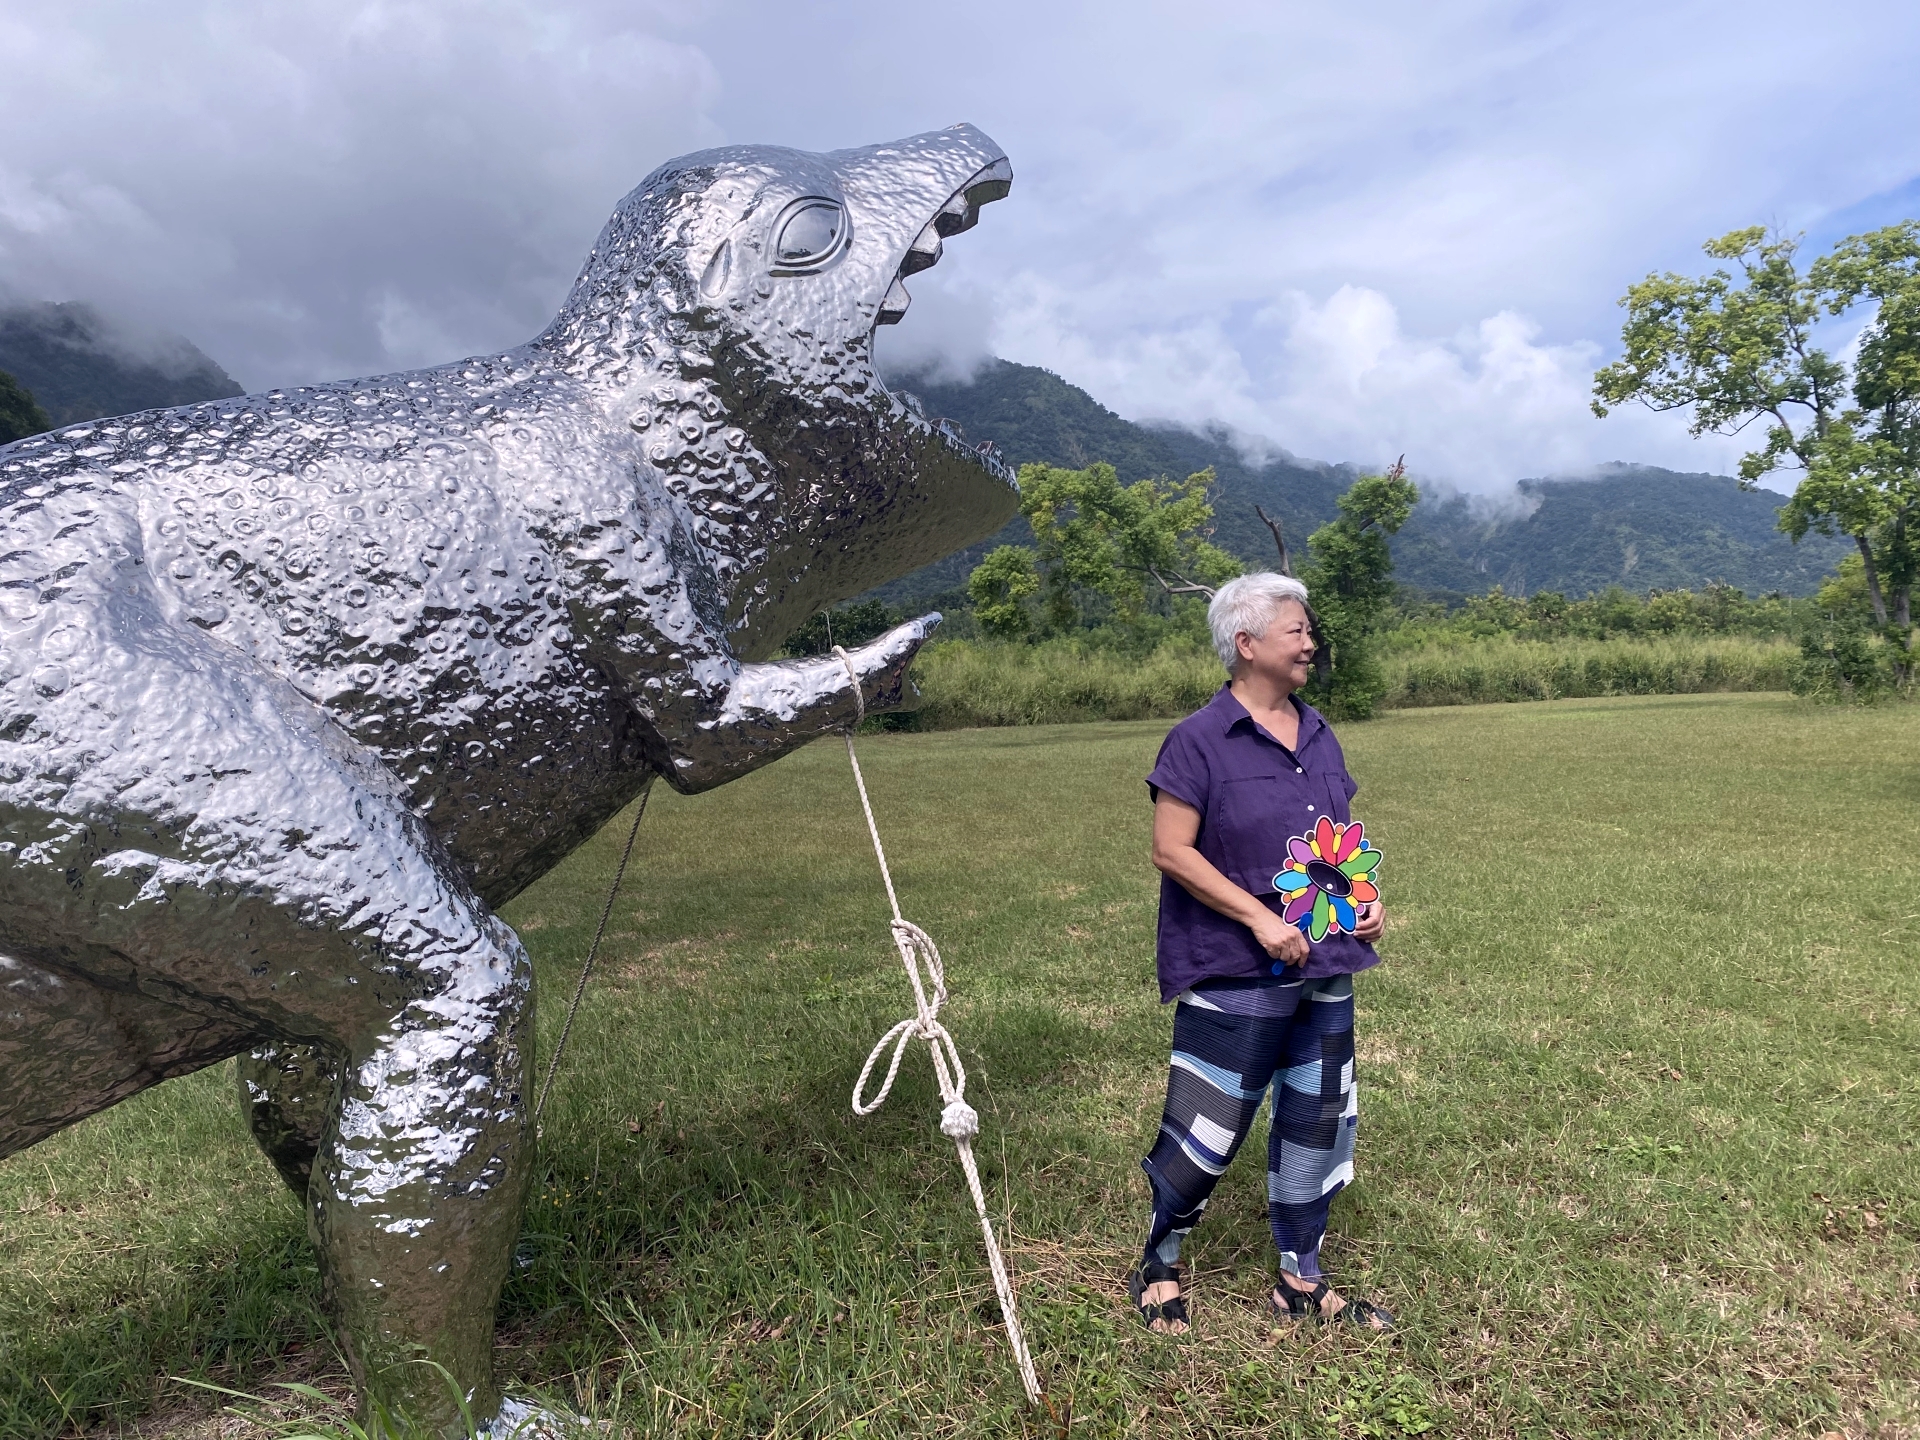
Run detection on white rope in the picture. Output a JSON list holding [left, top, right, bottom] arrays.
[[832, 647, 1042, 1407]]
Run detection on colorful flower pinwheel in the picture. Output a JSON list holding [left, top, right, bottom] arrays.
[[1272, 816, 1380, 941]]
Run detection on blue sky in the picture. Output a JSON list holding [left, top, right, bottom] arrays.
[[4, 0, 1919, 490]]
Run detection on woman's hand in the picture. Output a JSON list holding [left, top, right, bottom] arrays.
[[1250, 910, 1310, 965], [1352, 901, 1386, 944]]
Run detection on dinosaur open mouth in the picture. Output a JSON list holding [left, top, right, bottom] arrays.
[[875, 157, 1012, 329]]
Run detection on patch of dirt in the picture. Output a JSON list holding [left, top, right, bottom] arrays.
[[603, 933, 737, 988], [1355, 1035, 1401, 1065], [81, 1350, 352, 1439]]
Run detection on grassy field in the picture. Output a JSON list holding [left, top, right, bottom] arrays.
[[3, 694, 1916, 1438]]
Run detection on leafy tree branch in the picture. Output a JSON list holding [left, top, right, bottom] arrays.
[[1594, 224, 1917, 681]]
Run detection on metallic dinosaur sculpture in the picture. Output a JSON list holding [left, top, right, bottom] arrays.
[[0, 124, 1015, 1433]]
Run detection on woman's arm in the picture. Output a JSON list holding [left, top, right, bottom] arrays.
[[1151, 794, 1309, 964]]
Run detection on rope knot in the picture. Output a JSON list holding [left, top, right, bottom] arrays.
[[851, 916, 967, 1119], [831, 643, 866, 732], [835, 702, 1042, 1405], [940, 1099, 980, 1140]]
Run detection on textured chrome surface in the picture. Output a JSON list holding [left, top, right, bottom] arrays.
[[0, 124, 1014, 1433]]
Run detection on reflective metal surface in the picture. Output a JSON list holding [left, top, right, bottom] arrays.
[[0, 124, 1014, 1434]]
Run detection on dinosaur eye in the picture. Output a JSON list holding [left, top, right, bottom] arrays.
[[770, 199, 847, 272]]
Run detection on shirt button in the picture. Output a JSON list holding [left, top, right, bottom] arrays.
[[1295, 767, 1303, 773], [1306, 804, 1315, 811]]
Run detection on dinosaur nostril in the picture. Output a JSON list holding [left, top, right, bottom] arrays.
[[699, 239, 732, 297]]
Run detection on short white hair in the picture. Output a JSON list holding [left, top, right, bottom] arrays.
[[1208, 572, 1311, 671]]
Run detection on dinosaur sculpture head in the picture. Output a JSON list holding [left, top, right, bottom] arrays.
[[540, 125, 1018, 658]]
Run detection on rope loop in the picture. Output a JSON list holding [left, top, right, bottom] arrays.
[[852, 919, 969, 1117], [851, 1017, 918, 1116], [829, 649, 1042, 1405]]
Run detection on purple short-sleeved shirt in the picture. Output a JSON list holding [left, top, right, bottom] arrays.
[[1146, 685, 1380, 1001]]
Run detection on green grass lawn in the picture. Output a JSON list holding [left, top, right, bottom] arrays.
[[4, 694, 1916, 1438]]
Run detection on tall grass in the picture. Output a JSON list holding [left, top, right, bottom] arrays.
[[1379, 634, 1797, 708], [905, 634, 1798, 729], [909, 638, 1222, 728]]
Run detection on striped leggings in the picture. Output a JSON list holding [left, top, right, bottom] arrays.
[[1140, 973, 1357, 1279]]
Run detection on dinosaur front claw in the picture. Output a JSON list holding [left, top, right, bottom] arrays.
[[839, 612, 942, 717], [665, 614, 941, 792]]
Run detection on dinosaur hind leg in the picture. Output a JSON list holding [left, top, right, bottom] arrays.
[[236, 1043, 341, 1198], [0, 603, 533, 1435]]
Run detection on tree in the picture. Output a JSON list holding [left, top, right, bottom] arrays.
[[1298, 460, 1419, 719], [1593, 225, 1917, 685], [965, 546, 1042, 639], [0, 369, 51, 445], [780, 599, 897, 657], [1814, 553, 1876, 626], [966, 461, 1239, 639]]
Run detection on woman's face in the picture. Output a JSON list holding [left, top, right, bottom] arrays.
[[1235, 598, 1314, 693]]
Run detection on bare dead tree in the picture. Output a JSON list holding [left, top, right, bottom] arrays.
[[1251, 502, 1332, 687], [1134, 565, 1216, 600], [1253, 504, 1292, 577]]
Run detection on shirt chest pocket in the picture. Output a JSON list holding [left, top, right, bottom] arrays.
[[1213, 772, 1313, 852], [1318, 770, 1352, 823]]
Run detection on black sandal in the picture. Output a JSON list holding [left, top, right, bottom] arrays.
[[1269, 1277, 1394, 1331], [1127, 1259, 1189, 1332]]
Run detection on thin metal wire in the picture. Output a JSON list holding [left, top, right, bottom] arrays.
[[535, 778, 653, 1127]]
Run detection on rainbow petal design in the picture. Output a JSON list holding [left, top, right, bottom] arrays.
[[1271, 817, 1381, 942]]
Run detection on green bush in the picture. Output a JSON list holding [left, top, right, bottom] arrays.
[[780, 599, 897, 657], [1380, 581, 1810, 649], [1790, 624, 1897, 703]]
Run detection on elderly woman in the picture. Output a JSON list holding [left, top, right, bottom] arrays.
[[1130, 572, 1393, 1333]]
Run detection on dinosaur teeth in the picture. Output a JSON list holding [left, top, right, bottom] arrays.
[[876, 277, 911, 326], [963, 156, 1013, 207], [933, 193, 979, 238], [883, 157, 1010, 325], [900, 222, 943, 277], [930, 155, 1010, 239]]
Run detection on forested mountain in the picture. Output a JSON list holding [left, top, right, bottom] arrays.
[[0, 300, 1848, 602], [1393, 465, 1847, 597], [879, 358, 1849, 606], [0, 369, 51, 445], [0, 302, 242, 429], [870, 361, 1356, 607]]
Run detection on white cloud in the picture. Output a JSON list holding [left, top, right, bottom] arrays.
[[981, 274, 1749, 486], [0, 1, 723, 387], [4, 0, 1919, 490], [1243, 289, 1749, 483], [683, 0, 1920, 489], [869, 273, 998, 385]]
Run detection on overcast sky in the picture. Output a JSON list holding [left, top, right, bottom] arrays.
[[6, 0, 1920, 489]]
